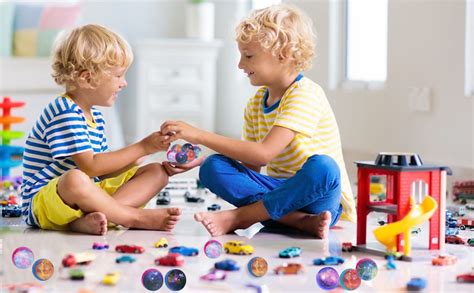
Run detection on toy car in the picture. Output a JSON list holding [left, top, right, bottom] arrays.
[[62, 252, 96, 267], [384, 251, 403, 260], [279, 247, 301, 258], [69, 269, 85, 281], [445, 235, 466, 245], [92, 242, 109, 250], [102, 272, 120, 285], [467, 238, 474, 246], [385, 255, 397, 270], [214, 259, 240, 271], [411, 227, 421, 234], [115, 245, 145, 254], [154, 237, 168, 248], [313, 256, 345, 266], [274, 263, 304, 275], [115, 255, 136, 264], [184, 191, 205, 203], [406, 277, 427, 291], [456, 272, 474, 283], [155, 253, 185, 266], [169, 246, 199, 256], [224, 241, 254, 255], [341, 242, 353, 252], [200, 269, 227, 281], [2, 205, 21, 217], [207, 204, 221, 211], [156, 191, 171, 205], [432, 254, 457, 266]]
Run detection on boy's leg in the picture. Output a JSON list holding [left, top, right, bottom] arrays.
[[110, 163, 169, 207], [199, 154, 284, 206], [58, 169, 180, 233], [195, 155, 341, 238]]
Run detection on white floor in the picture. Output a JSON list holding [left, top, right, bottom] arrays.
[[1, 186, 473, 292]]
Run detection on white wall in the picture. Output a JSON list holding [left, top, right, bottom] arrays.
[[3, 0, 472, 181], [287, 0, 473, 180]]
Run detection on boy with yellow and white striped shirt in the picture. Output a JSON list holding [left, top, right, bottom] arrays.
[[160, 4, 356, 238]]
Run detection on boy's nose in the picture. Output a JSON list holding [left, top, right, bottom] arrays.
[[121, 79, 128, 88]]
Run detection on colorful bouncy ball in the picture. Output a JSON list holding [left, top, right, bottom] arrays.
[[167, 143, 201, 165]]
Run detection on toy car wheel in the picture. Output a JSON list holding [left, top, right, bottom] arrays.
[[135, 249, 139, 253], [116, 248, 121, 253], [225, 248, 229, 253], [163, 244, 168, 248], [459, 225, 466, 230], [239, 251, 244, 255]]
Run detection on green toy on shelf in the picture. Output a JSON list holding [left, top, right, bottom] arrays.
[[0, 96, 25, 181]]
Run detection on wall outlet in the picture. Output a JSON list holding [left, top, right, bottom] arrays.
[[408, 86, 431, 112]]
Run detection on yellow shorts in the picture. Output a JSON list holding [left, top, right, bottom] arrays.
[[32, 167, 139, 230]]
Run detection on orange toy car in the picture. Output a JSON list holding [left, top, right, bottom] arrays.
[[274, 263, 304, 275], [432, 254, 457, 266]]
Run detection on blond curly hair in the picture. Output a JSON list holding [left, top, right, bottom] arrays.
[[51, 24, 133, 88], [235, 4, 316, 72]]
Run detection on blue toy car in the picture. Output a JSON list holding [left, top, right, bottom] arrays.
[[169, 246, 199, 256], [207, 204, 221, 211], [313, 256, 345, 266], [279, 247, 301, 258], [406, 277, 427, 291], [214, 259, 240, 271], [116, 255, 136, 263], [2, 205, 21, 217]]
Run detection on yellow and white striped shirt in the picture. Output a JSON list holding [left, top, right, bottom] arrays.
[[242, 77, 356, 222]]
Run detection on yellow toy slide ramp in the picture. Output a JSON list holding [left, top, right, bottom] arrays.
[[373, 195, 438, 256]]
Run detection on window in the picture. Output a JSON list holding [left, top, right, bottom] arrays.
[[252, 0, 281, 10], [466, 0, 474, 96], [345, 0, 388, 87]]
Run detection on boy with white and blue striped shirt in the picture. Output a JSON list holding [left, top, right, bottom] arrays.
[[21, 24, 187, 235]]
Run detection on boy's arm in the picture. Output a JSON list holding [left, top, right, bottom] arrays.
[[72, 132, 168, 177], [161, 121, 295, 167], [242, 163, 261, 173]]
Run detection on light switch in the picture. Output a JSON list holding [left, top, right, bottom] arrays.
[[408, 87, 431, 112]]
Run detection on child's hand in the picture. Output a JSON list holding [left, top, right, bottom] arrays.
[[141, 131, 171, 154], [160, 121, 203, 144], [162, 156, 205, 176]]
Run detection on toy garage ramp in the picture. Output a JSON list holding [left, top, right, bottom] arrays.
[[373, 195, 438, 256]]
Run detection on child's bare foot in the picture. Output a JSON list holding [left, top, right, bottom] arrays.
[[194, 209, 248, 236], [300, 211, 331, 239], [69, 212, 108, 235], [136, 207, 181, 231]]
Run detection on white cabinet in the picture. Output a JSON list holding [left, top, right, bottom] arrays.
[[124, 39, 222, 143]]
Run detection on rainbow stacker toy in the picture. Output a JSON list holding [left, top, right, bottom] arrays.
[[354, 153, 452, 260], [0, 97, 25, 181]]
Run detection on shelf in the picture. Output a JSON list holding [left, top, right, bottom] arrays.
[[0, 57, 61, 92]]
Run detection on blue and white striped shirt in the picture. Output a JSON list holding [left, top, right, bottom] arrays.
[[21, 95, 109, 227]]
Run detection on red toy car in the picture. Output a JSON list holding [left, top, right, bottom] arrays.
[[155, 253, 184, 266], [62, 252, 96, 267], [115, 245, 145, 254], [342, 242, 353, 252], [456, 272, 474, 283], [445, 235, 466, 245]]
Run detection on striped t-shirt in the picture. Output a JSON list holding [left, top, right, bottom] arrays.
[[21, 95, 109, 227], [242, 76, 356, 222]]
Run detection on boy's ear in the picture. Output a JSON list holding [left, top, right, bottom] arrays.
[[77, 70, 93, 88], [278, 49, 291, 64]]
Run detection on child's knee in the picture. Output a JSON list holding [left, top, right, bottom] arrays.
[[199, 154, 227, 182], [304, 155, 340, 182], [57, 170, 94, 202]]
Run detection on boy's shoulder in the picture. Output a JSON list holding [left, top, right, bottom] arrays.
[[42, 95, 82, 117]]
